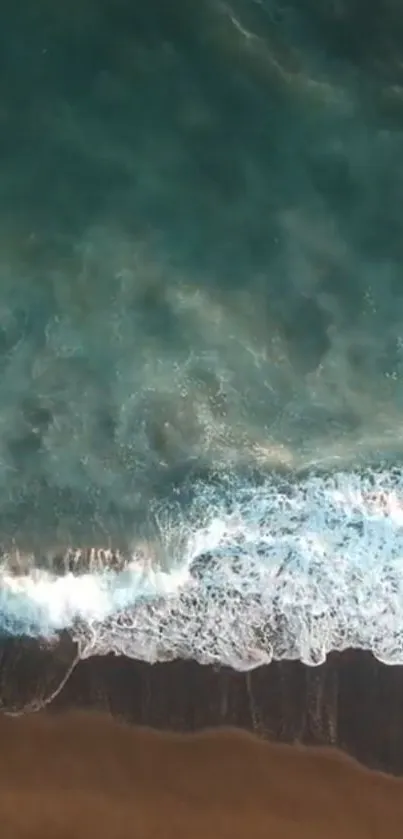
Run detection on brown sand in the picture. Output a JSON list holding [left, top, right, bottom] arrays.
[[0, 712, 402, 838]]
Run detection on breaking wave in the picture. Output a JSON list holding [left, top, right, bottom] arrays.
[[1, 464, 403, 669]]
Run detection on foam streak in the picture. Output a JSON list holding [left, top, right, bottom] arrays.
[[2, 466, 403, 668]]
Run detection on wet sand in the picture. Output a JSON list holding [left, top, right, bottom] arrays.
[[0, 711, 402, 838]]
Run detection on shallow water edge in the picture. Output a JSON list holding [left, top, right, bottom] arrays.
[[1, 637, 403, 776]]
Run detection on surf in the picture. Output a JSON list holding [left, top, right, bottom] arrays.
[[0, 464, 402, 670]]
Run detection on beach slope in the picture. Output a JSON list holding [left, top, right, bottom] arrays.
[[1, 711, 403, 838]]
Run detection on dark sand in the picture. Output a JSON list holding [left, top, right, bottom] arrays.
[[1, 711, 403, 838]]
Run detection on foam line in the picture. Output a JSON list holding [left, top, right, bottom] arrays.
[[0, 562, 191, 639], [1, 466, 403, 668]]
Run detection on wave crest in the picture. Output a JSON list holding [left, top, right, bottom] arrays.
[[76, 465, 403, 668], [1, 465, 403, 669]]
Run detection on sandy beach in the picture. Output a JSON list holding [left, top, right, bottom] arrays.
[[0, 710, 402, 838]]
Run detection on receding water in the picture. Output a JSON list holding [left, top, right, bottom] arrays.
[[1, 0, 403, 666]]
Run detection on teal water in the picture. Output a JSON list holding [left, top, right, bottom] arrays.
[[1, 1, 403, 665]]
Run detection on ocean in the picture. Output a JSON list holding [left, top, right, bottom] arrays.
[[1, 0, 403, 668]]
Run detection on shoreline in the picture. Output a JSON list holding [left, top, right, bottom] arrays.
[[1, 637, 403, 775], [1, 710, 403, 838]]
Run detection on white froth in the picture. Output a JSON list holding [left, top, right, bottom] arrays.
[[0, 560, 190, 638], [1, 466, 403, 668]]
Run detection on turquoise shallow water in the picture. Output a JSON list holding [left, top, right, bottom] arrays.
[[1, 1, 403, 665]]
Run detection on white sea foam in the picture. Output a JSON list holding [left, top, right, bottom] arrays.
[[0, 561, 191, 639], [1, 465, 403, 668]]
